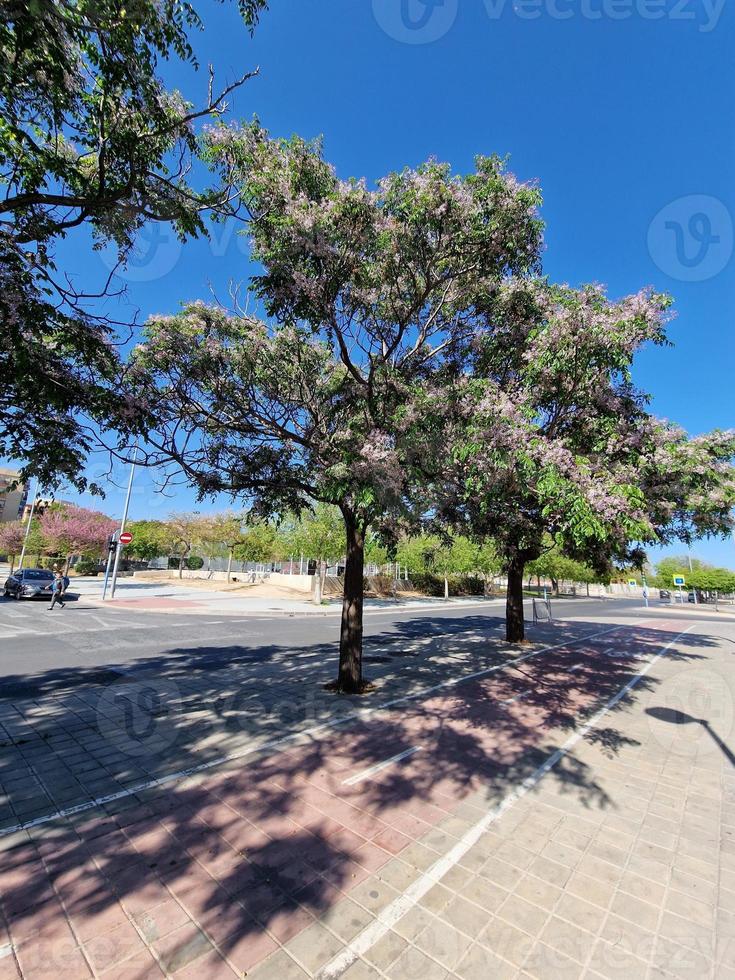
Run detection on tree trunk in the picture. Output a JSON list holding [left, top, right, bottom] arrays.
[[336, 509, 365, 693], [551, 576, 559, 596], [506, 555, 526, 643], [226, 548, 233, 583], [313, 561, 323, 605], [179, 555, 185, 579]]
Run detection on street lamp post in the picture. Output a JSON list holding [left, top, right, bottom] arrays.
[[17, 480, 39, 570], [108, 448, 138, 600]]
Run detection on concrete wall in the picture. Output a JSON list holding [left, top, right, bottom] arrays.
[[132, 568, 315, 592]]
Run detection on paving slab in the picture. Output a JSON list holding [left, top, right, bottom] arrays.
[[0, 611, 732, 978]]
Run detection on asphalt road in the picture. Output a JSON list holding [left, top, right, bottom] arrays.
[[0, 593, 663, 690]]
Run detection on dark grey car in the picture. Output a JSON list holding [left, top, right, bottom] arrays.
[[3, 568, 55, 599]]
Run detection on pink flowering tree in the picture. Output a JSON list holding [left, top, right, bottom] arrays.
[[422, 280, 735, 642], [127, 126, 542, 692], [39, 505, 117, 572], [0, 521, 26, 573]]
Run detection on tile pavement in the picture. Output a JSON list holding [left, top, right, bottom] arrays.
[[0, 614, 731, 978]]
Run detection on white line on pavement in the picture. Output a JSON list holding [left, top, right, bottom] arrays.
[[317, 623, 696, 980], [342, 747, 422, 786], [0, 621, 642, 836], [500, 691, 531, 704]]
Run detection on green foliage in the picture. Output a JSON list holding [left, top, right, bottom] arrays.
[[73, 557, 101, 576], [650, 555, 708, 588], [125, 521, 172, 560], [278, 505, 346, 561], [527, 548, 603, 589], [1, 0, 268, 489], [233, 521, 282, 562], [410, 572, 486, 597]]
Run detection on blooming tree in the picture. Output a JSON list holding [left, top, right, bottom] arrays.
[[424, 279, 735, 641], [128, 127, 542, 691], [38, 505, 117, 571], [0, 521, 25, 573]]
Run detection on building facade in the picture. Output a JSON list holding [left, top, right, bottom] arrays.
[[0, 468, 28, 524]]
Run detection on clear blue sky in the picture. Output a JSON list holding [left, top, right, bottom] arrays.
[[16, 0, 735, 566]]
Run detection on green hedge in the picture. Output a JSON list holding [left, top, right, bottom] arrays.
[[410, 572, 486, 597], [167, 555, 205, 570]]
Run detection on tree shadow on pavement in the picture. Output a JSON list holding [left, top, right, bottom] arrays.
[[0, 619, 717, 977]]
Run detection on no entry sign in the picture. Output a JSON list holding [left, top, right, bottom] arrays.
[[119, 532, 133, 545]]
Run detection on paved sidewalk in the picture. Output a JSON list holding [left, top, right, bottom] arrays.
[[0, 614, 732, 978]]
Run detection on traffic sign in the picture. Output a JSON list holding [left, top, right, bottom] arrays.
[[119, 531, 133, 545], [628, 579, 637, 587], [673, 575, 685, 587]]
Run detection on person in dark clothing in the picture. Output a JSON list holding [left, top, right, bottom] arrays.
[[48, 572, 66, 610]]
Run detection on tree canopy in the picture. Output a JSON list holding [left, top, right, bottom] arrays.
[[128, 126, 543, 690], [420, 278, 735, 640], [0, 0, 268, 490]]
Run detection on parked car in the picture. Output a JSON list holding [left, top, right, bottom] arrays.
[[3, 568, 55, 600], [688, 591, 697, 603], [659, 589, 671, 601]]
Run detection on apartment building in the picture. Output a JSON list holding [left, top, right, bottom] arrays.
[[0, 468, 28, 524]]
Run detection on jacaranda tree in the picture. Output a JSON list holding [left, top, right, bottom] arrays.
[[425, 279, 735, 641], [127, 125, 543, 690]]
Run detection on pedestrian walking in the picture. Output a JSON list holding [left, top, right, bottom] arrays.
[[48, 572, 66, 610]]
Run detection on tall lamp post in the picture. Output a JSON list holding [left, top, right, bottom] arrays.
[[107, 448, 138, 600], [17, 480, 39, 570]]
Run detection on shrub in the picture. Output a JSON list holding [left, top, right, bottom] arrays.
[[74, 557, 100, 576], [187, 555, 204, 570]]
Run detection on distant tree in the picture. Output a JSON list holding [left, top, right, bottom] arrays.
[[688, 567, 735, 594], [125, 520, 172, 561], [652, 555, 708, 588], [38, 504, 117, 571], [166, 512, 213, 578], [395, 533, 483, 598], [0, 521, 25, 573], [279, 505, 346, 604]]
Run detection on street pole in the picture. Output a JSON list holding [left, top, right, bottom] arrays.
[[101, 533, 117, 600], [109, 448, 137, 600], [17, 480, 39, 570]]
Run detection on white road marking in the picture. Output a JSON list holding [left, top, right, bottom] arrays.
[[501, 691, 530, 704], [317, 624, 696, 980], [569, 663, 584, 672], [342, 747, 422, 786], [0, 622, 636, 836]]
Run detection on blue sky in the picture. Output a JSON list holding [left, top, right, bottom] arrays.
[[16, 0, 735, 567]]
